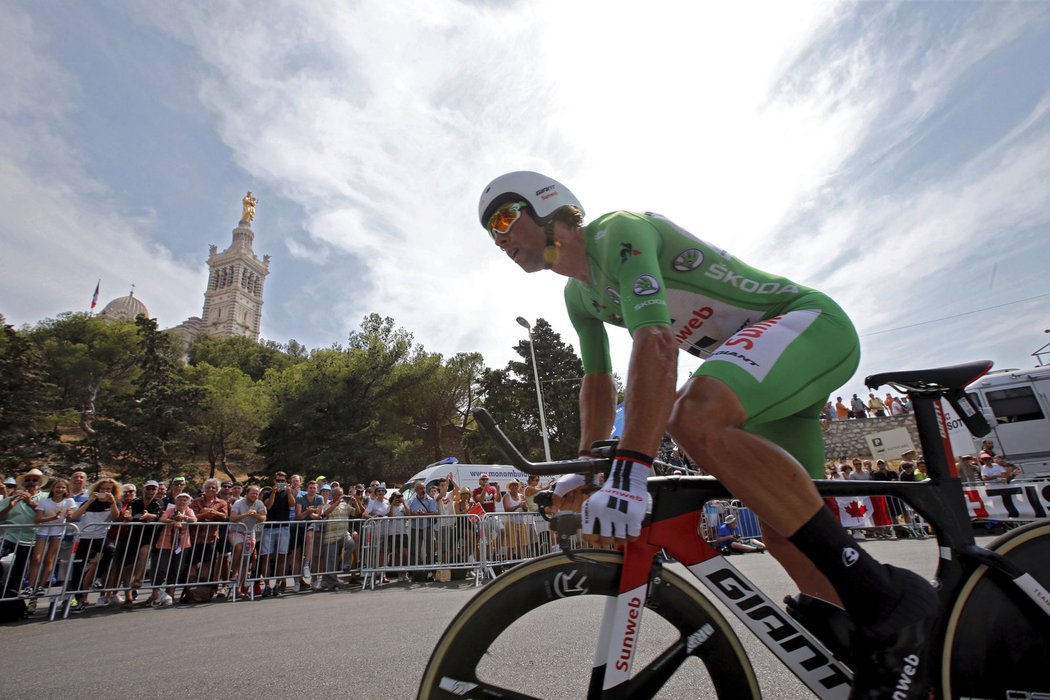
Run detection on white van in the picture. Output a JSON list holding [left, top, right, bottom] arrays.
[[401, 461, 556, 512], [967, 365, 1050, 476]]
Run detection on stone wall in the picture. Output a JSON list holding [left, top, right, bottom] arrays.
[[823, 414, 921, 462]]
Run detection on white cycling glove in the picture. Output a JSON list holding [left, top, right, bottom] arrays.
[[582, 451, 651, 540]]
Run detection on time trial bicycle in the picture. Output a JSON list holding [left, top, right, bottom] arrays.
[[418, 361, 1050, 699]]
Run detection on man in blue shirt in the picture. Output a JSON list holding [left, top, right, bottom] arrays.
[[715, 513, 766, 555]]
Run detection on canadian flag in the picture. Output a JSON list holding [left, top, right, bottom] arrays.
[[836, 497, 875, 528], [466, 502, 485, 522]]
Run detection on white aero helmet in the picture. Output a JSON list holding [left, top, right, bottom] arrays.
[[478, 171, 584, 230]]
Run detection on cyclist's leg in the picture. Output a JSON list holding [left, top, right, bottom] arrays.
[[668, 298, 857, 540], [746, 407, 841, 606], [668, 298, 936, 696]]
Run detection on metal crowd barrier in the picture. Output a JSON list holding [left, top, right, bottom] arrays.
[[359, 514, 485, 589], [1, 522, 80, 619], [357, 512, 597, 587], [16, 481, 1045, 625], [478, 512, 556, 579], [50, 520, 252, 617], [240, 517, 365, 597]]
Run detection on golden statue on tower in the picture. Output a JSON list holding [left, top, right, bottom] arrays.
[[241, 191, 257, 224]]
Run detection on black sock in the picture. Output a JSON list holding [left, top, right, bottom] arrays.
[[787, 507, 900, 628]]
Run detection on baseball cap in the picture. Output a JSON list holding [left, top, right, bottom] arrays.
[[175, 492, 192, 500], [724, 513, 737, 524], [321, 484, 332, 491], [3, 477, 16, 486], [315, 475, 327, 481], [144, 480, 159, 487], [172, 476, 186, 482], [479, 473, 490, 479], [979, 452, 993, 461]]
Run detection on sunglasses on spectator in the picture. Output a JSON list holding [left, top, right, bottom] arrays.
[[145, 486, 157, 490], [22, 478, 39, 483]]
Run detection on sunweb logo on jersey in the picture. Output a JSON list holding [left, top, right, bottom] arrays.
[[632, 275, 660, 297], [672, 249, 705, 272], [606, 287, 622, 306]]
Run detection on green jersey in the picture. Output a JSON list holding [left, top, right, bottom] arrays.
[[563, 210, 860, 476], [565, 210, 816, 374]]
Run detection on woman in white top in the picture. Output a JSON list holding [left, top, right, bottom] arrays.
[[69, 478, 121, 602], [29, 478, 75, 595], [501, 480, 528, 561]]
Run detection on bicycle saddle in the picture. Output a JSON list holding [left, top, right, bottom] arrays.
[[865, 360, 993, 393]]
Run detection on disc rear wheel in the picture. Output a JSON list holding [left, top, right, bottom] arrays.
[[942, 520, 1050, 697]]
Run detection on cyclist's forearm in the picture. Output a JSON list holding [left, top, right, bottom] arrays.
[[578, 373, 617, 453], [617, 326, 678, 458]]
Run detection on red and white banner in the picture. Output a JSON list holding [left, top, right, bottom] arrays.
[[963, 479, 1050, 521]]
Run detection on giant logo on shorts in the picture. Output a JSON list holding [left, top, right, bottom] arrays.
[[632, 275, 660, 297], [672, 249, 705, 272]]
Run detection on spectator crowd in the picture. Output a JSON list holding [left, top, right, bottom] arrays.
[[1, 466, 551, 618]]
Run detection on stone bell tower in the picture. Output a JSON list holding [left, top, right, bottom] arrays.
[[199, 192, 270, 340]]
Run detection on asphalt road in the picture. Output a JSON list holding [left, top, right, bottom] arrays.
[[1, 537, 952, 699]]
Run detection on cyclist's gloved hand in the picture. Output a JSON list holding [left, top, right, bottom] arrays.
[[582, 450, 651, 541]]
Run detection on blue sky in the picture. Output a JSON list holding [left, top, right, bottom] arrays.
[[2, 0, 1048, 400]]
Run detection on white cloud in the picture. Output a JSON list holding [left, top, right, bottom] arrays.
[[4, 0, 1047, 405], [0, 5, 204, 328]]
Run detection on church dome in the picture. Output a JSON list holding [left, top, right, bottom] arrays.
[[99, 292, 149, 322]]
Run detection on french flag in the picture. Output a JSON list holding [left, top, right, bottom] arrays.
[[90, 280, 100, 311]]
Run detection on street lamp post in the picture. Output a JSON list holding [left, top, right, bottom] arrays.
[[516, 317, 552, 461]]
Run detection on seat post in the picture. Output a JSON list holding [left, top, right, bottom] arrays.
[[910, 392, 958, 481]]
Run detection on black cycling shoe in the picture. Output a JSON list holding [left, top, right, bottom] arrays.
[[848, 615, 932, 699], [848, 569, 937, 700], [784, 594, 855, 668]]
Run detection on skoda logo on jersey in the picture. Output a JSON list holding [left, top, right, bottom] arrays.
[[632, 274, 660, 297], [672, 249, 705, 272], [606, 287, 622, 306]]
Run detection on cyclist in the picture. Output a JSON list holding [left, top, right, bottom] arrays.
[[478, 171, 937, 698]]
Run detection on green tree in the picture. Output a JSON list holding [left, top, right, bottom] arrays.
[[185, 363, 270, 482], [188, 334, 300, 381], [259, 314, 477, 485], [473, 319, 583, 462], [24, 312, 142, 472], [0, 316, 55, 471], [99, 317, 204, 481]]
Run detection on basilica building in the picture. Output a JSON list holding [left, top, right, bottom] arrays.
[[97, 192, 270, 348]]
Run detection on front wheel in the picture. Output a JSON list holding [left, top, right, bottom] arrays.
[[418, 550, 760, 699], [941, 520, 1050, 698]]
